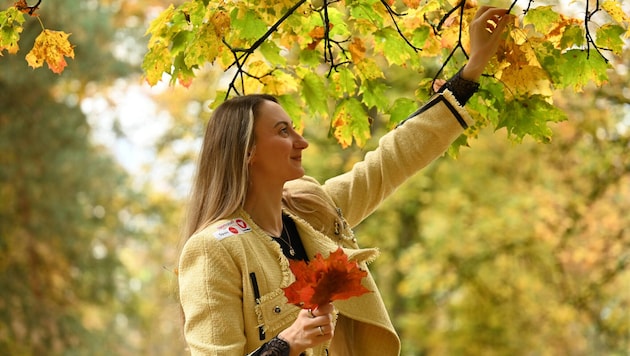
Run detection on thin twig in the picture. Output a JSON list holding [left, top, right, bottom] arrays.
[[380, 0, 421, 52], [224, 0, 309, 97]]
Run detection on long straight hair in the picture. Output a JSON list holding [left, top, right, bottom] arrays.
[[182, 94, 278, 242]]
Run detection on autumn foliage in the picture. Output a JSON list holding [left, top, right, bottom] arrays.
[[140, 0, 629, 152], [283, 248, 371, 309], [0, 1, 74, 74]]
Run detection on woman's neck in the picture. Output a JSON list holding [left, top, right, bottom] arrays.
[[243, 182, 284, 236]]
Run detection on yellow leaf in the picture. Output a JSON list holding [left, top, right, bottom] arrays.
[[501, 65, 552, 97], [25, 29, 75, 74], [602, 0, 629, 25], [210, 10, 231, 37], [601, 0, 630, 38]]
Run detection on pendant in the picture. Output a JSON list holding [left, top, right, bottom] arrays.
[[289, 247, 295, 256]]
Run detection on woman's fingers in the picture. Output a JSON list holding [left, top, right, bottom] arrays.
[[303, 304, 335, 338], [463, 7, 512, 80]]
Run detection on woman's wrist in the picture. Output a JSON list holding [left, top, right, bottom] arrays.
[[461, 61, 484, 82], [438, 67, 481, 105]]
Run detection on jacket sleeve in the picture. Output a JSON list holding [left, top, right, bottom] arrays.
[[322, 90, 473, 228], [178, 232, 247, 355]]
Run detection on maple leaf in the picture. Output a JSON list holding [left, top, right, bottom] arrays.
[[332, 98, 371, 148], [348, 37, 366, 62], [0, 7, 25, 55], [25, 29, 74, 74], [283, 247, 371, 309]]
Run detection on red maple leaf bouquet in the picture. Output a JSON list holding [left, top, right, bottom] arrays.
[[282, 247, 371, 309]]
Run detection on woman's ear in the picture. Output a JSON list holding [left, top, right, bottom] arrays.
[[247, 146, 256, 164]]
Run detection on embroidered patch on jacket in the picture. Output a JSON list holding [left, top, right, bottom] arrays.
[[213, 218, 252, 240]]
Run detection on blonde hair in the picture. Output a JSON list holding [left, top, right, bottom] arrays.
[[182, 94, 278, 241]]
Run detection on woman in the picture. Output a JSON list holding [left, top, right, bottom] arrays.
[[178, 6, 511, 356]]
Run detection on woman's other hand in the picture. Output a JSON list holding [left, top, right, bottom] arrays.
[[278, 303, 335, 356]]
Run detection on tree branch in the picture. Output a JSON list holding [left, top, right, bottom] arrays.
[[584, 0, 611, 63], [224, 0, 309, 97], [380, 0, 421, 52]]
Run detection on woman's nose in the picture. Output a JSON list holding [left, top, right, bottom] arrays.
[[294, 133, 309, 149]]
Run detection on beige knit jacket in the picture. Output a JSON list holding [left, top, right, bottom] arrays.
[[178, 90, 473, 356]]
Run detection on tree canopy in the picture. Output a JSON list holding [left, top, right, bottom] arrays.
[[141, 0, 628, 152]]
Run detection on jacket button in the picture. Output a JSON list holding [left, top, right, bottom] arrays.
[[273, 306, 282, 314]]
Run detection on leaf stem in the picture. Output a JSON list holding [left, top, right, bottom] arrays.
[[36, 15, 45, 31]]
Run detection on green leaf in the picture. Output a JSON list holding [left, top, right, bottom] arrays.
[[298, 48, 321, 67], [348, 0, 383, 29], [360, 80, 389, 112], [332, 97, 371, 148], [277, 95, 305, 130], [595, 24, 625, 55], [145, 4, 175, 38], [388, 97, 418, 127], [446, 134, 470, 158], [260, 41, 287, 66], [171, 30, 194, 57], [327, 7, 351, 38], [142, 43, 172, 86], [471, 81, 505, 128], [374, 27, 414, 66], [498, 96, 567, 143], [355, 57, 385, 81], [547, 49, 611, 90], [0, 7, 25, 55], [181, 0, 208, 26], [523, 6, 560, 35], [300, 71, 328, 116], [230, 7, 268, 41], [172, 52, 195, 87], [412, 26, 431, 47], [184, 24, 221, 68], [331, 67, 356, 96], [560, 24, 585, 49]]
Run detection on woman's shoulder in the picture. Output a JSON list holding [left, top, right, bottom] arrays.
[[284, 175, 322, 190], [183, 215, 255, 251]]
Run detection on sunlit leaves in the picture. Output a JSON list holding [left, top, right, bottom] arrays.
[[499, 95, 567, 143], [332, 97, 371, 148], [0, 7, 25, 55], [543, 49, 610, 91], [260, 41, 287, 66], [141, 0, 628, 149], [523, 6, 560, 35], [501, 65, 552, 97], [560, 24, 585, 49], [25, 30, 75, 74], [230, 7, 268, 41], [184, 23, 221, 68], [374, 27, 415, 65], [596, 24, 626, 55], [300, 71, 328, 116], [601, 0, 630, 37], [361, 79, 389, 111], [0, 4, 74, 74], [388, 97, 418, 127], [331, 67, 356, 95]]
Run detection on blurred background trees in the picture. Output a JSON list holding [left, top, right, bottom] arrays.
[[0, 0, 185, 354], [1, 0, 628, 355]]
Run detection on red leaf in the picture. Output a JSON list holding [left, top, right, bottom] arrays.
[[282, 247, 371, 309]]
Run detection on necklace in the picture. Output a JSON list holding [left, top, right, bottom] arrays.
[[274, 224, 295, 257]]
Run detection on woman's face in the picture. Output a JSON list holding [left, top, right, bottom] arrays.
[[248, 100, 309, 184]]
